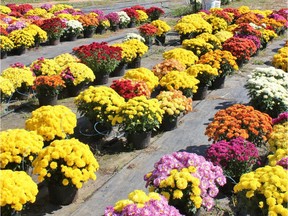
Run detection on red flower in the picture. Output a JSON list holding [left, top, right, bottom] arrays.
[[138, 23, 158, 37]]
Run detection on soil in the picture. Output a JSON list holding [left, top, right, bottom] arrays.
[[0, 0, 287, 216]]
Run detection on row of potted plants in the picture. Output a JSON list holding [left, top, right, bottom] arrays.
[[0, 3, 287, 215], [0, 3, 165, 57]]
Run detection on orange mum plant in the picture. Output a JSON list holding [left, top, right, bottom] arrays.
[[32, 75, 65, 96], [205, 104, 273, 146]]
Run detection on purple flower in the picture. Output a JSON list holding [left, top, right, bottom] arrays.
[[272, 112, 288, 125], [205, 137, 259, 180], [104, 195, 183, 216], [144, 152, 226, 210], [7, 21, 26, 33], [10, 62, 25, 68], [277, 157, 288, 169], [235, 34, 261, 49], [40, 3, 52, 10], [105, 12, 120, 25]]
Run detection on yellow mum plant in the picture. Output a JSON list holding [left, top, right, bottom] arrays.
[[151, 20, 171, 36], [60, 62, 95, 86], [185, 64, 218, 86], [0, 129, 44, 171], [32, 138, 99, 189], [234, 165, 288, 216], [75, 86, 125, 126], [268, 148, 288, 167], [260, 29, 278, 44], [0, 5, 11, 14], [1, 66, 35, 90], [30, 57, 62, 76], [122, 38, 148, 58], [0, 35, 14, 51], [152, 58, 186, 79], [136, 10, 148, 23], [124, 67, 159, 91], [48, 4, 73, 14], [24, 8, 51, 18], [196, 33, 222, 50], [214, 30, 234, 43], [174, 14, 212, 36], [182, 38, 214, 57], [163, 48, 199, 67], [53, 53, 80, 68], [0, 76, 15, 98], [23, 24, 48, 44], [0, 170, 38, 214], [205, 15, 228, 33], [8, 29, 34, 49], [156, 90, 192, 120], [268, 121, 288, 152], [112, 42, 136, 63], [113, 96, 164, 133], [272, 47, 288, 72], [159, 71, 200, 97], [198, 49, 238, 77], [25, 105, 77, 141]]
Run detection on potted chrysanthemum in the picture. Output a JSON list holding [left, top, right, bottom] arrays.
[[163, 48, 199, 68], [60, 62, 95, 97], [146, 6, 165, 21], [144, 151, 226, 215], [77, 13, 99, 38], [75, 86, 125, 137], [138, 23, 158, 47], [0, 129, 44, 171], [73, 42, 122, 84], [152, 58, 186, 80], [0, 170, 38, 216], [0, 76, 15, 101], [151, 19, 171, 45], [1, 64, 35, 100], [0, 35, 14, 59], [159, 71, 200, 98], [25, 105, 77, 142], [40, 17, 67, 45], [185, 63, 219, 100], [8, 29, 34, 55], [105, 12, 120, 31], [30, 57, 63, 76], [32, 138, 100, 205], [182, 38, 214, 57], [156, 90, 192, 131], [116, 11, 130, 29], [62, 19, 84, 41], [205, 104, 273, 147], [113, 96, 164, 149]]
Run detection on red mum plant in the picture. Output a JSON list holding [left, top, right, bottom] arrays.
[[222, 8, 241, 20], [233, 23, 262, 38], [146, 6, 165, 21], [211, 10, 233, 24], [7, 3, 33, 15], [123, 8, 139, 22], [222, 37, 257, 65], [110, 78, 151, 100], [138, 23, 158, 37], [73, 42, 122, 75], [40, 17, 66, 40]]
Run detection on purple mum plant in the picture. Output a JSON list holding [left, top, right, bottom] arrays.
[[272, 111, 288, 125], [235, 34, 261, 49], [205, 137, 259, 181], [144, 151, 226, 211], [105, 12, 120, 25]]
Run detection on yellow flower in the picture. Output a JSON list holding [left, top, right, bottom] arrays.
[[173, 189, 183, 199], [0, 170, 38, 211], [0, 76, 15, 97], [8, 29, 34, 48], [163, 48, 199, 67], [32, 138, 99, 188], [25, 105, 77, 141], [151, 20, 171, 36], [0, 35, 14, 51], [0, 129, 44, 170]]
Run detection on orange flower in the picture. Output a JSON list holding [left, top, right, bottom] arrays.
[[205, 104, 273, 146], [33, 75, 65, 96]]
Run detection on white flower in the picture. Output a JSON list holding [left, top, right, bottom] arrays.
[[117, 11, 130, 24], [123, 33, 145, 42], [65, 20, 84, 34]]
